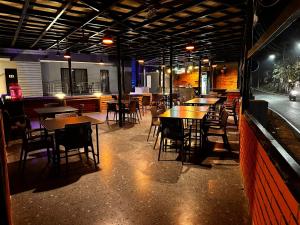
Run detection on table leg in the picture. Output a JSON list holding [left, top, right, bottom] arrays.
[[96, 124, 100, 164]]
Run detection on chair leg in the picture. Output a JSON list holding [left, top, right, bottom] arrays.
[[106, 110, 109, 121], [158, 136, 164, 161], [233, 114, 238, 126], [136, 112, 140, 123], [147, 125, 153, 141], [65, 149, 69, 171], [90, 144, 97, 169], [153, 129, 160, 149], [19, 146, 24, 168], [153, 126, 157, 137], [22, 151, 28, 171]]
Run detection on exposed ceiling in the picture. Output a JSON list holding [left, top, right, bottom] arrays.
[[0, 0, 246, 63]]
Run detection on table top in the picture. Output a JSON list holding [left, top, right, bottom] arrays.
[[41, 116, 104, 131], [171, 105, 210, 112], [159, 109, 207, 120], [102, 100, 129, 104], [34, 106, 78, 115], [184, 97, 220, 105]]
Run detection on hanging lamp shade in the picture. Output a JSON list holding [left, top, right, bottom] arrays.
[[64, 50, 71, 59], [102, 37, 114, 45], [185, 43, 195, 51]]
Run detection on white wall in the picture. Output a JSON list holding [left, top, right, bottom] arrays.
[[41, 61, 131, 94], [0, 61, 17, 95]]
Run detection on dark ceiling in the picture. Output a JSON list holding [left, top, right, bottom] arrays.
[[0, 0, 246, 63]]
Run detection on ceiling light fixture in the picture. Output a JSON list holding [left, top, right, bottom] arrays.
[[186, 43, 195, 51], [102, 37, 114, 45], [202, 57, 209, 63], [64, 50, 71, 59]]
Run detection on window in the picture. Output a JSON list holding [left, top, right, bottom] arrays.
[[100, 70, 110, 93], [61, 68, 88, 95]]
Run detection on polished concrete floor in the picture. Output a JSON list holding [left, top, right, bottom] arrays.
[[7, 111, 250, 225]]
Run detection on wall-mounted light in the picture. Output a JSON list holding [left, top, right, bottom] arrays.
[[167, 68, 171, 74], [212, 64, 217, 68], [156, 69, 159, 73], [55, 93, 66, 99], [138, 59, 144, 64], [99, 59, 105, 65], [188, 65, 193, 71], [102, 37, 114, 45], [194, 65, 199, 69], [64, 50, 71, 59], [93, 92, 102, 98]]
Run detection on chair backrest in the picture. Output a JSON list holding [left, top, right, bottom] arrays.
[[220, 110, 229, 128], [142, 96, 151, 106], [232, 98, 239, 111], [62, 122, 92, 149], [78, 104, 84, 116], [128, 101, 137, 113], [160, 118, 184, 140], [107, 102, 117, 111], [44, 103, 60, 108], [150, 106, 159, 118], [158, 103, 166, 113]]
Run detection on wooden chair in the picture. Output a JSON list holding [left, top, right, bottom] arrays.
[[147, 106, 160, 141], [225, 98, 239, 126], [142, 96, 151, 115], [124, 101, 140, 124]]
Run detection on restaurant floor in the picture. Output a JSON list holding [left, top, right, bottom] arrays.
[[7, 111, 250, 225]]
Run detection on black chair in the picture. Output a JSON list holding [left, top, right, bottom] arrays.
[[202, 110, 230, 150], [158, 118, 191, 164], [3, 109, 30, 143], [78, 104, 85, 116], [20, 128, 53, 170], [106, 102, 118, 122], [55, 122, 97, 170], [124, 101, 140, 124]]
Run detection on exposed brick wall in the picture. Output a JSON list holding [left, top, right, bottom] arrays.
[[214, 62, 238, 90], [173, 71, 199, 87], [240, 114, 300, 225]]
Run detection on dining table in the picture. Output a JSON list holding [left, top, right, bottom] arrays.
[[184, 97, 220, 106], [41, 115, 104, 164]]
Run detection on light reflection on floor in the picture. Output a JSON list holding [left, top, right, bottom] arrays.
[[8, 111, 250, 225]]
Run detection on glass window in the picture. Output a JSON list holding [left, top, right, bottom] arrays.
[[61, 68, 88, 95]]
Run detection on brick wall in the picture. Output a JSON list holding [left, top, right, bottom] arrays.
[[173, 71, 199, 87], [240, 114, 300, 225], [214, 62, 238, 90]]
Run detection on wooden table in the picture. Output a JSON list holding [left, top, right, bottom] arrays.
[[159, 106, 208, 151], [171, 105, 210, 112], [34, 106, 79, 117], [159, 109, 207, 120], [41, 116, 104, 164], [184, 97, 220, 106]]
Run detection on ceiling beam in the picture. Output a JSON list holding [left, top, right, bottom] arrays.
[[11, 0, 31, 47], [30, 0, 72, 48], [46, 0, 121, 50]]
